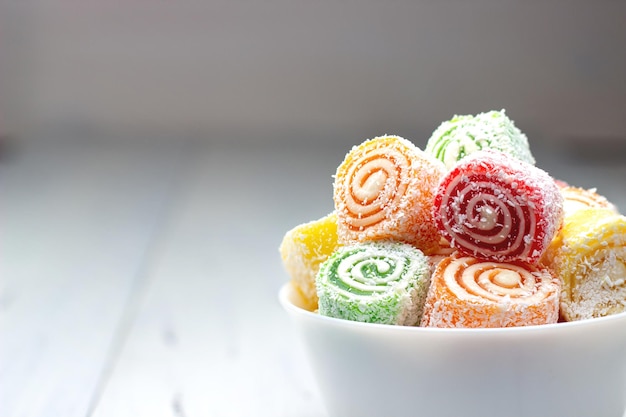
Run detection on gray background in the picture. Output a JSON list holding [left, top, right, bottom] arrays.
[[2, 1, 625, 149]]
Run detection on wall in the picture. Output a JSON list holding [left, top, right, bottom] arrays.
[[2, 1, 625, 147]]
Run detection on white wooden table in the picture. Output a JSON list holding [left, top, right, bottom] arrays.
[[1, 137, 624, 417]]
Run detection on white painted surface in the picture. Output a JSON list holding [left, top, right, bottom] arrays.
[[0, 141, 184, 417], [90, 146, 334, 417], [1, 139, 624, 416]]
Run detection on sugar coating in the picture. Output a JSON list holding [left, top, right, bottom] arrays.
[[542, 208, 626, 321], [421, 255, 560, 328], [279, 213, 340, 311], [433, 149, 564, 264], [316, 241, 431, 325], [333, 135, 446, 255], [425, 109, 535, 170]]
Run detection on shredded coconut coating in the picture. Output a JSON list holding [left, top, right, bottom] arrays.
[[433, 149, 564, 264], [425, 109, 535, 170], [333, 135, 445, 255], [280, 109, 626, 329], [560, 185, 619, 217], [421, 255, 560, 328], [316, 241, 431, 325], [279, 213, 340, 311], [542, 208, 626, 321]]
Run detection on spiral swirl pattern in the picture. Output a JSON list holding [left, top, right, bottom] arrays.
[[425, 114, 481, 169], [316, 242, 430, 325], [341, 145, 410, 232], [559, 186, 618, 217], [425, 109, 535, 170], [421, 255, 560, 328], [334, 135, 444, 253], [434, 150, 563, 263]]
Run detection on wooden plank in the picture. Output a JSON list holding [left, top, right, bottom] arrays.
[[90, 145, 344, 417], [0, 141, 185, 417], [69, 141, 626, 417]]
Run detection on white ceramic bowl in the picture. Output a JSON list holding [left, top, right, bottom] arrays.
[[279, 282, 626, 417]]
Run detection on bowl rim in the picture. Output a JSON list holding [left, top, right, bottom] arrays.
[[278, 281, 626, 335]]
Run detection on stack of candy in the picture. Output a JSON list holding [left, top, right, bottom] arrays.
[[279, 109, 626, 328]]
